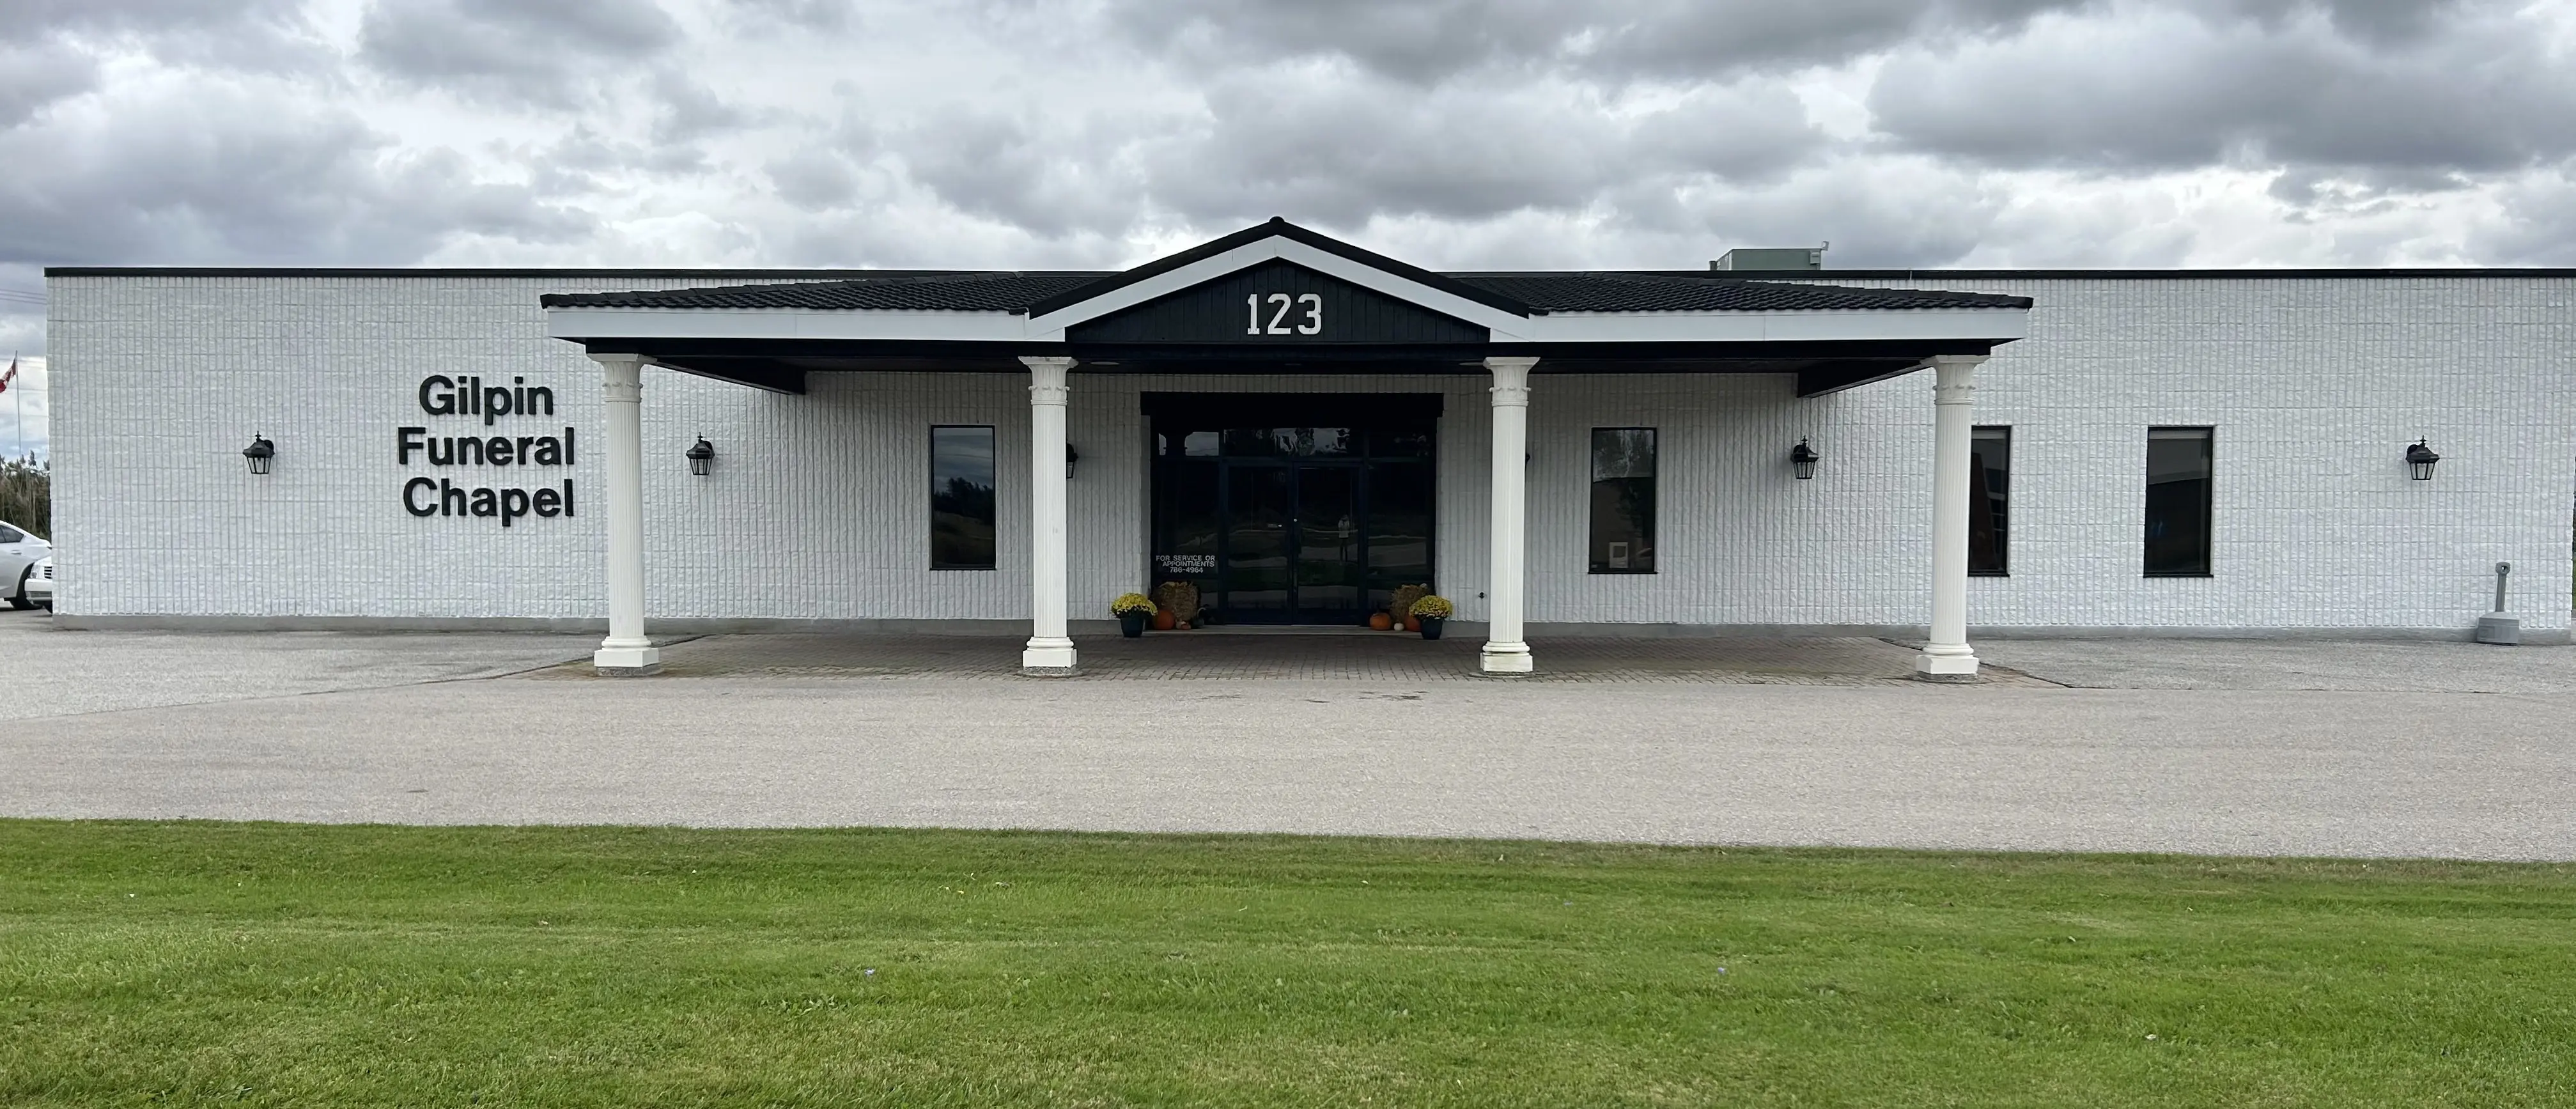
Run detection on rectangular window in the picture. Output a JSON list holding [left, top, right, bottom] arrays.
[[929, 426, 997, 570], [1589, 428, 1656, 574], [2144, 427, 2213, 577], [1969, 426, 2010, 576]]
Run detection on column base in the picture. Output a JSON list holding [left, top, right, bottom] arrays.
[[594, 642, 662, 677], [1479, 642, 1535, 675], [1021, 637, 1078, 676], [1913, 646, 1979, 683]]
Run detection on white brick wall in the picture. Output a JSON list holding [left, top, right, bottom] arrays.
[[46, 271, 2575, 636]]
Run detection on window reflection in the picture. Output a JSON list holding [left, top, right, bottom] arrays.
[[1970, 426, 2009, 576], [1589, 428, 1656, 573], [930, 426, 997, 570]]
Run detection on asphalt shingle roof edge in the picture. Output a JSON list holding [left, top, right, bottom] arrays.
[[535, 271, 2035, 313]]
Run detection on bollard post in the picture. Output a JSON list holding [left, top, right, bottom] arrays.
[[2475, 562, 2521, 645]]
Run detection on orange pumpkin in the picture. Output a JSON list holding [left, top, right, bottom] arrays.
[[1152, 610, 1177, 631], [1367, 612, 1393, 631], [1403, 615, 1421, 632]]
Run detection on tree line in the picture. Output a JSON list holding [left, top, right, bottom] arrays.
[[1, 456, 47, 538]]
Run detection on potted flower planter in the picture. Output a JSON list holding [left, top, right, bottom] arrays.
[[1409, 594, 1453, 640], [1111, 592, 1157, 638]]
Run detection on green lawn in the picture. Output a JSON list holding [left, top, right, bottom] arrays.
[[1, 821, 2570, 1107]]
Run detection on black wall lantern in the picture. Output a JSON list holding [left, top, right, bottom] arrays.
[[242, 434, 275, 476], [685, 436, 715, 477], [2405, 438, 2440, 481], [1066, 445, 1081, 480], [1790, 438, 1820, 480]]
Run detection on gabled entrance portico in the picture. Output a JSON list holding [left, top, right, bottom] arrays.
[[543, 219, 2031, 680]]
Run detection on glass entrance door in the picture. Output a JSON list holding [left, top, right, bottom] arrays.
[[1152, 409, 1436, 626], [1213, 463, 1365, 623], [1292, 465, 1362, 621]]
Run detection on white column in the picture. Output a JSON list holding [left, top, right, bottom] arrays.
[[1020, 355, 1078, 674], [1481, 356, 1539, 674], [1917, 354, 1986, 681], [590, 353, 660, 676]]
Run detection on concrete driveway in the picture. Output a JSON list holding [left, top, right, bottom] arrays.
[[3, 608, 2572, 861]]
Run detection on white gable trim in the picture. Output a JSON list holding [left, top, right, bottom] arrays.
[[1020, 237, 1535, 340]]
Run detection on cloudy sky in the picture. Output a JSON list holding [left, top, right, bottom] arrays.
[[4, 0, 2575, 408]]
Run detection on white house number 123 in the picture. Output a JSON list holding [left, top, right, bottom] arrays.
[[1245, 292, 1323, 336]]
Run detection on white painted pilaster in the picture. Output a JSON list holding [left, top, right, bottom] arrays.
[[1021, 355, 1078, 674], [1918, 354, 1986, 681], [1481, 356, 1539, 674], [590, 353, 660, 675]]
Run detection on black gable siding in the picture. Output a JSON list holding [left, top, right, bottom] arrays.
[[1067, 260, 1488, 345]]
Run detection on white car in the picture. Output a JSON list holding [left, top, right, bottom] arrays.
[[2, 520, 49, 610], [20, 556, 49, 610]]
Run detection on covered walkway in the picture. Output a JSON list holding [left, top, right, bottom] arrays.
[[522, 632, 2058, 686]]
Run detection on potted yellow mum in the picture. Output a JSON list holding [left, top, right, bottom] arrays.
[[1410, 594, 1454, 640], [1111, 593, 1157, 638]]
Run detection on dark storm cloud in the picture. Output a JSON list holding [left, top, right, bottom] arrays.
[[878, 107, 1165, 237], [358, 0, 682, 108], [1105, 0, 2079, 85], [764, 148, 862, 211], [1, 0, 322, 123], [1129, 74, 1824, 229], [0, 42, 98, 130], [0, 84, 591, 266], [1872, 1, 2576, 177], [649, 70, 755, 144]]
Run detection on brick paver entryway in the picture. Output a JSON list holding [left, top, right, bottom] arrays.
[[522, 631, 2055, 685]]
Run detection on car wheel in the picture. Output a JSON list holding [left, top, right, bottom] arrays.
[[7, 568, 32, 610]]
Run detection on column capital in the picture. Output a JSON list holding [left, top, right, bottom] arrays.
[[594, 353, 646, 403], [1020, 355, 1076, 405], [1484, 355, 1538, 407], [1928, 353, 1982, 405]]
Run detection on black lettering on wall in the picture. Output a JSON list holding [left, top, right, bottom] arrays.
[[419, 376, 456, 415], [401, 376, 575, 526], [403, 476, 438, 516]]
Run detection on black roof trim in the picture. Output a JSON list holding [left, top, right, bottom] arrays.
[[1761, 268, 2576, 280], [541, 272, 2029, 314], [52, 263, 2576, 282], [1020, 217, 1532, 318]]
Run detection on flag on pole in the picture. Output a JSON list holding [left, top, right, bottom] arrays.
[[0, 355, 16, 395]]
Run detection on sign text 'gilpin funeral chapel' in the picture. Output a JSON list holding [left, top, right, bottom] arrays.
[[397, 375, 575, 527]]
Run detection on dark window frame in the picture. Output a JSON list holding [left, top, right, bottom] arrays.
[[2143, 425, 2215, 578], [1588, 426, 1657, 575], [928, 424, 998, 571], [1969, 425, 2010, 577]]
